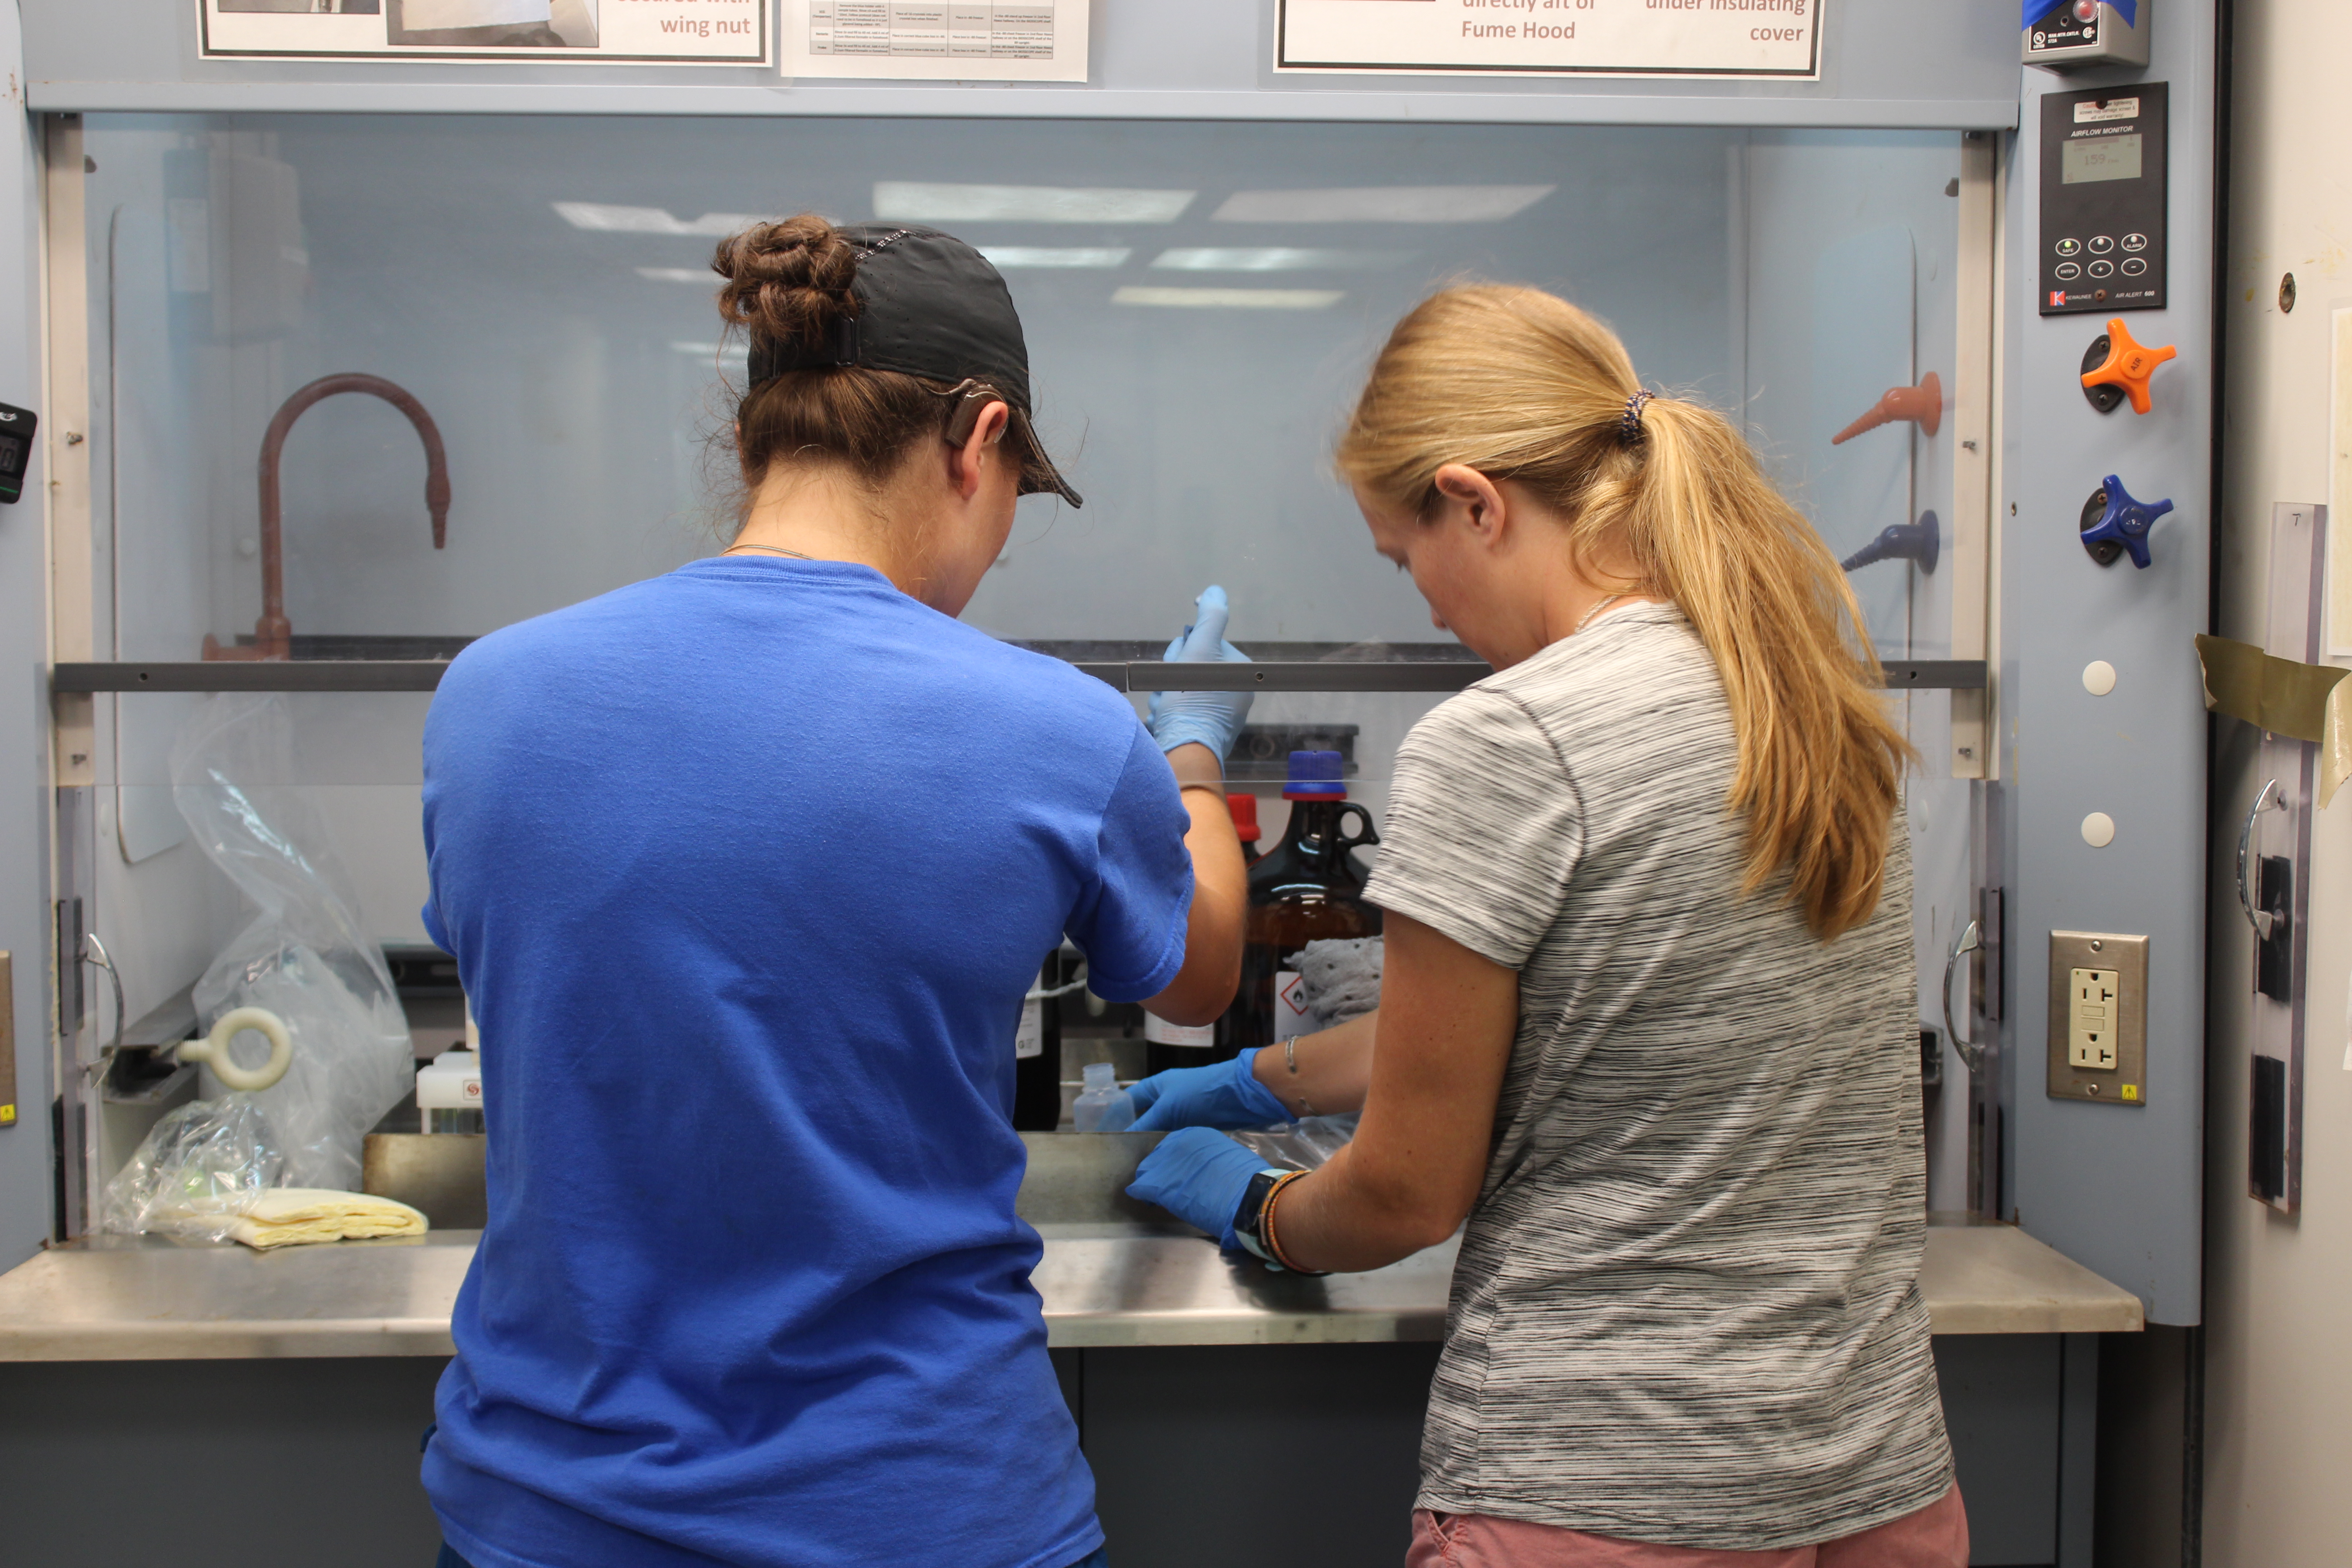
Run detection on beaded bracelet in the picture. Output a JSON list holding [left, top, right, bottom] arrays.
[[1259, 1170, 1328, 1277]]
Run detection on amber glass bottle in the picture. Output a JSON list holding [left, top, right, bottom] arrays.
[[1219, 751, 1380, 1061]]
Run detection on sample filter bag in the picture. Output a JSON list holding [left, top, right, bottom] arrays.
[[171, 693, 414, 1191], [101, 1093, 286, 1242], [102, 1093, 428, 1246]]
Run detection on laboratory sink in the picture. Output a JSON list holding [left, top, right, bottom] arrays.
[[1014, 1131, 1193, 1237], [361, 1129, 1191, 1238]]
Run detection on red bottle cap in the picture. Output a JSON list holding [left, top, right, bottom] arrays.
[[1226, 793, 1261, 843]]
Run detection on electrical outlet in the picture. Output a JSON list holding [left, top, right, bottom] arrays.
[[2069, 967, 2120, 1068], [2048, 931, 2149, 1106]]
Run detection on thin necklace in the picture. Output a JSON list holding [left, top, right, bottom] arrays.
[[724, 544, 815, 561], [1572, 593, 1624, 636]]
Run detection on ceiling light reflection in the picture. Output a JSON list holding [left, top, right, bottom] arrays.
[[874, 182, 1195, 224], [559, 202, 767, 235], [1151, 247, 1407, 272], [981, 246, 1133, 269], [1210, 186, 1555, 224], [1112, 286, 1344, 310]]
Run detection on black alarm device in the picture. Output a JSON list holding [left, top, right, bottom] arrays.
[[0, 402, 37, 504]]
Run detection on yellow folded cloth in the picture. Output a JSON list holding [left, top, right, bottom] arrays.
[[222, 1188, 430, 1250]]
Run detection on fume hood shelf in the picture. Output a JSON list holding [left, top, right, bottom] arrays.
[[50, 659, 1988, 696]]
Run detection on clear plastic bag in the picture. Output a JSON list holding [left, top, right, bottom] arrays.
[[100, 1095, 285, 1242], [1225, 937, 1380, 1169], [172, 694, 415, 1191], [1231, 1114, 1359, 1171]]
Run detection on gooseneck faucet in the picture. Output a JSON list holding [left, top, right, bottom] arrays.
[[203, 373, 451, 661]]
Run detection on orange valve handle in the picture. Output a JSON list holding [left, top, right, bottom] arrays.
[[2079, 318, 2177, 415], [1830, 371, 1943, 446]]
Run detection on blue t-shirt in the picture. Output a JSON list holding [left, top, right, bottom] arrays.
[[417, 557, 1192, 1568]]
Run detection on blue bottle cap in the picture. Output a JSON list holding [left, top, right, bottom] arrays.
[[1283, 750, 1347, 801]]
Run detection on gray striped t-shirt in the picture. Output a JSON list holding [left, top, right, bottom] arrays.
[[1362, 601, 1951, 1550]]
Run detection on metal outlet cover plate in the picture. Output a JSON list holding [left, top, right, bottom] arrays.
[[2048, 931, 2150, 1105]]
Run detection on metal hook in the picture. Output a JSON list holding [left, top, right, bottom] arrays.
[[78, 932, 125, 1078], [1941, 918, 1984, 1076], [2236, 779, 2285, 938]]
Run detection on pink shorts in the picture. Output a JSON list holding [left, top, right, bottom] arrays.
[[1406, 1484, 1968, 1568]]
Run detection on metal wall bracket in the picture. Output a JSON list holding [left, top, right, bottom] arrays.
[[2243, 501, 2326, 1214]]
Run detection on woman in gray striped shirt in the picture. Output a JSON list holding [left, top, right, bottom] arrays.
[[1127, 284, 1964, 1565]]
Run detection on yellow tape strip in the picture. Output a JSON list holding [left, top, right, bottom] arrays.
[[2194, 633, 2352, 806]]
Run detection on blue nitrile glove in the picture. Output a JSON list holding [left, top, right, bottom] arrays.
[[1128, 1048, 1295, 1133], [1145, 585, 1254, 760], [1126, 1126, 1271, 1253]]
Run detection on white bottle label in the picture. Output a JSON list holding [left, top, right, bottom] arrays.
[[1274, 970, 1312, 1040], [1015, 997, 1044, 1060], [1144, 1011, 1215, 1048]]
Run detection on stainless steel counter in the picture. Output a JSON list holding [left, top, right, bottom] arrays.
[[0, 1136, 2142, 1362]]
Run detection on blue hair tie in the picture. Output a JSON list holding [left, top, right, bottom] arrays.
[[1619, 390, 1654, 446]]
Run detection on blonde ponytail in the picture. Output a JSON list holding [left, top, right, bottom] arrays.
[[1336, 285, 1911, 941]]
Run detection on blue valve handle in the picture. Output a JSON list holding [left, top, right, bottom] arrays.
[[2078, 475, 2172, 570]]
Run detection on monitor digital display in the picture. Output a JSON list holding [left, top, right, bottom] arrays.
[[2063, 133, 2143, 185]]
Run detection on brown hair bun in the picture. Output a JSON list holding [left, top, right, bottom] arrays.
[[710, 216, 859, 350]]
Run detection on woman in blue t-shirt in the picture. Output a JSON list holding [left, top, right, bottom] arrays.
[[416, 216, 1250, 1568]]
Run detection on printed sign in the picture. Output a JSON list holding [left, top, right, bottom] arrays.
[[199, 0, 769, 66], [789, 0, 1088, 81], [2075, 96, 2141, 123], [1277, 0, 1823, 79], [1274, 970, 1312, 1042]]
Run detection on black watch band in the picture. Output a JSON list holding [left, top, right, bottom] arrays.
[[1233, 1168, 1289, 1266]]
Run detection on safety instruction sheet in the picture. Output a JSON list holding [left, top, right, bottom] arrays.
[[1275, 0, 1823, 79], [199, 0, 769, 65], [788, 0, 1089, 81]]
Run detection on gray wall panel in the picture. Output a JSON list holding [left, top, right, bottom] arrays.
[[1938, 1334, 2063, 1566], [0, 1340, 2073, 1566], [0, 1357, 450, 1567], [2001, 10, 2217, 1325], [0, 1, 59, 1270], [1083, 1342, 1439, 1567], [20, 0, 2022, 127]]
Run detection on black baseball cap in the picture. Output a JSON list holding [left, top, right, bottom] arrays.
[[746, 223, 1082, 507]]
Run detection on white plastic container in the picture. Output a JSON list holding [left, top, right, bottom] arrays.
[[416, 1048, 484, 1135], [1071, 1061, 1135, 1133]]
